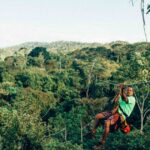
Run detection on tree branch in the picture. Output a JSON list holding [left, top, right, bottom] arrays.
[[141, 0, 148, 41], [134, 92, 142, 113], [144, 108, 150, 119], [86, 60, 96, 98], [142, 88, 150, 111]]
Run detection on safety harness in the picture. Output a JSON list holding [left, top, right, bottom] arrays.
[[118, 105, 131, 133]]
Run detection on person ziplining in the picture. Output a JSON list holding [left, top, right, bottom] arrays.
[[91, 84, 136, 149]]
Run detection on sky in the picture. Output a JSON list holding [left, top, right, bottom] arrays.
[[0, 0, 150, 48]]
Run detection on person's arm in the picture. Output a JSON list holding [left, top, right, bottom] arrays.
[[114, 83, 124, 103], [111, 92, 121, 114], [113, 93, 121, 103], [117, 84, 128, 103], [121, 87, 128, 103]]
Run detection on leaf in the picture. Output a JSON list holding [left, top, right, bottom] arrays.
[[146, 4, 150, 14]]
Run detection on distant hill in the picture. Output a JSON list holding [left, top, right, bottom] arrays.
[[1, 40, 149, 61], [0, 41, 103, 60]]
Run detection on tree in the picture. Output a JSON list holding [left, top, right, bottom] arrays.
[[0, 62, 5, 82], [146, 4, 150, 14], [28, 47, 50, 61], [130, 0, 150, 41], [134, 84, 150, 134]]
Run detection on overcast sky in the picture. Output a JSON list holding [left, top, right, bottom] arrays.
[[0, 0, 150, 47]]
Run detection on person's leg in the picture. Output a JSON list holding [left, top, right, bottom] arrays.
[[100, 119, 111, 144], [100, 113, 120, 144], [92, 112, 110, 134]]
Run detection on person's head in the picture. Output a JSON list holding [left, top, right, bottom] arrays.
[[126, 86, 134, 96]]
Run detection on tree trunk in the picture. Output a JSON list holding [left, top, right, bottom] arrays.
[[80, 120, 83, 143], [140, 112, 144, 134], [65, 125, 67, 142]]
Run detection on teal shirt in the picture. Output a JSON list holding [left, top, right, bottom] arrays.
[[118, 96, 136, 119]]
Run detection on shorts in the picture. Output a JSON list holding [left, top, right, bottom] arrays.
[[102, 111, 120, 125]]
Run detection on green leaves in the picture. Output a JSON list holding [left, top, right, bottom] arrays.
[[0, 43, 150, 149], [146, 4, 150, 14], [105, 130, 150, 150]]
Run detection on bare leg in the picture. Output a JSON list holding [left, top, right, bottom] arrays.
[[100, 113, 119, 144], [94, 120, 111, 150], [92, 112, 105, 133], [100, 120, 111, 144]]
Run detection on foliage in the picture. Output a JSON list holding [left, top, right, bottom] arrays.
[[0, 42, 150, 149]]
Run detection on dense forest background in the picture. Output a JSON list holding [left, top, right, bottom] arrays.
[[0, 41, 150, 150]]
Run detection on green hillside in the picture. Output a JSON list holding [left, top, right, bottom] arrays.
[[0, 42, 150, 150], [0, 41, 104, 60]]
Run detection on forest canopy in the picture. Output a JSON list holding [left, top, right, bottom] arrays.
[[0, 41, 150, 150]]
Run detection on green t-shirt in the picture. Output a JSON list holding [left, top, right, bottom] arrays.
[[118, 96, 136, 119]]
